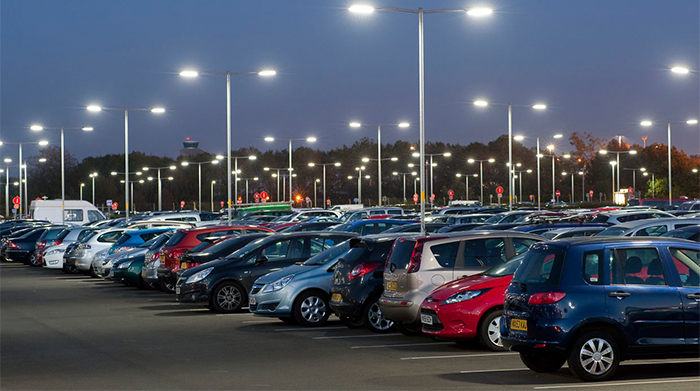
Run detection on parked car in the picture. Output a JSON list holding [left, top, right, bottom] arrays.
[[330, 219, 413, 235], [513, 223, 609, 236], [595, 218, 700, 237], [501, 237, 700, 381], [420, 253, 526, 350], [110, 235, 164, 287], [177, 232, 356, 312], [141, 232, 174, 288], [34, 226, 69, 266], [590, 210, 675, 225], [61, 230, 100, 274], [661, 225, 700, 241], [383, 223, 447, 233], [329, 234, 404, 333], [539, 226, 607, 240], [249, 239, 353, 326], [109, 228, 174, 254], [437, 223, 486, 233], [41, 227, 97, 270], [276, 221, 338, 232], [445, 214, 493, 225], [64, 228, 126, 275], [380, 231, 543, 335], [179, 232, 273, 271], [483, 211, 534, 225], [5, 227, 49, 265], [157, 225, 273, 292]]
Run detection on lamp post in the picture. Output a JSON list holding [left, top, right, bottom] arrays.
[[230, 155, 257, 203], [640, 119, 697, 205], [88, 173, 98, 205], [609, 161, 617, 202], [622, 167, 646, 196], [181, 159, 219, 210], [598, 149, 638, 195], [79, 183, 85, 201], [349, 3, 492, 234], [349, 121, 409, 205], [415, 152, 451, 207], [308, 162, 341, 208], [313, 179, 320, 207], [265, 136, 316, 204], [467, 158, 495, 204], [473, 100, 547, 210], [179, 69, 276, 222], [361, 156, 399, 205], [352, 166, 368, 204], [643, 172, 656, 198], [578, 171, 585, 201], [210, 180, 216, 212], [455, 173, 479, 201], [87, 105, 164, 221], [513, 168, 532, 204], [111, 171, 143, 213], [542, 145, 572, 204], [237, 177, 259, 204], [562, 172, 575, 203], [3, 158, 10, 218], [1, 139, 50, 217], [264, 167, 287, 202], [529, 133, 563, 210], [393, 171, 417, 202], [141, 165, 176, 211]]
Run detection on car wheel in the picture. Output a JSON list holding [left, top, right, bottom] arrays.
[[339, 315, 364, 329], [89, 265, 99, 278], [28, 251, 41, 267], [210, 282, 246, 313], [395, 321, 423, 336], [63, 264, 80, 274], [363, 298, 394, 333], [567, 331, 620, 381], [519, 352, 566, 373], [293, 291, 330, 327], [159, 279, 175, 294], [479, 309, 505, 351]]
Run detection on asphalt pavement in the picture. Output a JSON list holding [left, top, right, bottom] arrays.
[[2, 263, 699, 390]]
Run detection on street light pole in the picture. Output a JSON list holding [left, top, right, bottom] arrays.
[[211, 180, 216, 212]]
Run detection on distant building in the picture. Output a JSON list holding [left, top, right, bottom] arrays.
[[179, 137, 206, 157]]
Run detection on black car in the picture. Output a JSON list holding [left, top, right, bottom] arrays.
[[437, 223, 485, 233], [179, 232, 273, 272], [5, 227, 49, 265], [383, 223, 447, 233], [276, 221, 338, 232], [662, 225, 700, 241], [329, 234, 403, 333], [177, 232, 356, 313]]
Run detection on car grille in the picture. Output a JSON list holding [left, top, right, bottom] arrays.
[[249, 304, 257, 311], [421, 309, 444, 331], [259, 303, 278, 311]]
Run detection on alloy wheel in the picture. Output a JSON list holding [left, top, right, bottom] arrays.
[[216, 285, 242, 311], [367, 302, 393, 331], [579, 338, 614, 376], [300, 296, 327, 323], [487, 316, 502, 347]]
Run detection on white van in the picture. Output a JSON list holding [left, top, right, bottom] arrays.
[[30, 200, 105, 226]]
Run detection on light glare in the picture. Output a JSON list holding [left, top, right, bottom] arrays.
[[86, 105, 102, 112], [671, 66, 690, 74], [258, 70, 277, 76], [640, 120, 653, 127], [467, 8, 493, 16], [151, 107, 165, 114], [349, 5, 374, 14], [474, 100, 488, 107], [30, 125, 43, 131], [179, 70, 199, 77]]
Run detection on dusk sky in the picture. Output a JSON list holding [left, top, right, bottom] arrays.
[[2, 0, 698, 161]]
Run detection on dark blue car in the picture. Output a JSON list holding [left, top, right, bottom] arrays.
[[501, 237, 700, 381]]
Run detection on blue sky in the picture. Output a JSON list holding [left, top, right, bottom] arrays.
[[2, 0, 698, 160]]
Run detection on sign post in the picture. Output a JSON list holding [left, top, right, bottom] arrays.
[[447, 190, 454, 201], [555, 190, 561, 202], [496, 186, 504, 205]]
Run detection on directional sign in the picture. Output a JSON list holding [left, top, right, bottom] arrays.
[[496, 186, 504, 195], [12, 196, 20, 205], [430, 194, 435, 202], [530, 194, 534, 201], [106, 199, 113, 206], [413, 193, 419, 203], [555, 190, 561, 197]]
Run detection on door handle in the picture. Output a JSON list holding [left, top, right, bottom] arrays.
[[608, 291, 631, 299], [687, 293, 700, 300]]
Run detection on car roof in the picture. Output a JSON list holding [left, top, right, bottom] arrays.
[[536, 236, 698, 249], [609, 217, 694, 229], [395, 230, 543, 240]]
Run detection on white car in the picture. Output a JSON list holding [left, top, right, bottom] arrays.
[[41, 227, 97, 270]]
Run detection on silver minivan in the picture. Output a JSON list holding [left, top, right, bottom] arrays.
[[380, 231, 543, 335]]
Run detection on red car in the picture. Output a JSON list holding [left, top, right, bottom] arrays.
[[419, 253, 525, 351], [157, 225, 272, 292]]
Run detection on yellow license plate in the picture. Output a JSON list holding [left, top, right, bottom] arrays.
[[386, 281, 398, 291], [180, 262, 187, 270], [331, 293, 342, 303], [510, 318, 528, 331]]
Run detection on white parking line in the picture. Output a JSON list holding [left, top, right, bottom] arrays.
[[533, 377, 700, 389], [400, 352, 518, 360], [460, 368, 532, 374], [314, 333, 402, 340], [274, 326, 348, 332], [352, 342, 454, 349], [242, 320, 277, 324]]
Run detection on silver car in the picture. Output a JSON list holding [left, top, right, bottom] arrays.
[[65, 228, 125, 275], [249, 240, 352, 326]]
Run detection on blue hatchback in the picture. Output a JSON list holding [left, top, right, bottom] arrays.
[[108, 228, 174, 255], [501, 237, 700, 381]]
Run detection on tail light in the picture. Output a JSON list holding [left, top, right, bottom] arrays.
[[38, 240, 47, 248], [7, 241, 18, 249], [54, 239, 62, 246], [407, 236, 447, 274], [349, 262, 381, 279], [528, 292, 566, 305]]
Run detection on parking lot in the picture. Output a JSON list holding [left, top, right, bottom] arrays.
[[2, 263, 698, 391]]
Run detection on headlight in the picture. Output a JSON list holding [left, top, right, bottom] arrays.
[[118, 260, 134, 269], [440, 289, 486, 306], [46, 249, 65, 256], [185, 267, 213, 284], [262, 275, 295, 293]]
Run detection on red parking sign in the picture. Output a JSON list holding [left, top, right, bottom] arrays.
[[496, 186, 503, 195], [412, 193, 419, 203], [556, 190, 561, 197]]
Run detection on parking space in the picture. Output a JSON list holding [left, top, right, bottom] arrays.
[[2, 264, 698, 390]]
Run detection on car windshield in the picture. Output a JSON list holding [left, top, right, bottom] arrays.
[[662, 227, 700, 240], [303, 240, 351, 266], [138, 236, 160, 248], [114, 233, 134, 246], [595, 226, 628, 236], [148, 234, 171, 250], [484, 214, 504, 224], [164, 231, 187, 246], [539, 231, 559, 240], [484, 253, 526, 277]]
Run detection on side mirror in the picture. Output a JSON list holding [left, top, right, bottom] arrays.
[[255, 254, 268, 265]]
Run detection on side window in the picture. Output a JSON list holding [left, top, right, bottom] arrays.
[[64, 209, 84, 222], [97, 231, 122, 243], [430, 242, 460, 268], [634, 225, 667, 237], [675, 223, 697, 229], [360, 224, 376, 236], [669, 247, 700, 287], [309, 237, 328, 256], [88, 210, 103, 222], [463, 238, 507, 267], [513, 238, 539, 255], [261, 238, 304, 261], [609, 248, 667, 286], [582, 250, 603, 284]]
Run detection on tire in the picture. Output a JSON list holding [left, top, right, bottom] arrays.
[[63, 264, 80, 274], [362, 298, 395, 333], [395, 321, 423, 336], [339, 315, 364, 329], [293, 291, 330, 327], [159, 279, 175, 294], [479, 309, 506, 351], [567, 330, 620, 382], [519, 352, 566, 373], [28, 251, 41, 267], [210, 281, 246, 313], [278, 317, 297, 324], [89, 265, 99, 278]]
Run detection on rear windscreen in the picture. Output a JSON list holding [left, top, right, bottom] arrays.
[[165, 231, 187, 246], [386, 238, 416, 269], [512, 248, 566, 286], [114, 233, 133, 246]]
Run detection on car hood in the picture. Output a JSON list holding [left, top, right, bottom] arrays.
[[427, 274, 512, 301], [255, 263, 320, 284]]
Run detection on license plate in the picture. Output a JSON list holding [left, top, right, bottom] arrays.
[[331, 293, 342, 303], [180, 262, 187, 270], [386, 281, 398, 291], [249, 296, 256, 305], [175, 286, 181, 295], [510, 318, 528, 331], [420, 314, 433, 325]]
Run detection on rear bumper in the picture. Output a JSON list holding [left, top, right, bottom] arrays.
[[380, 296, 420, 324], [6, 249, 29, 263]]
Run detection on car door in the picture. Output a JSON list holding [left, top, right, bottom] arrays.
[[249, 237, 309, 284], [666, 246, 700, 345], [604, 246, 685, 347]]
